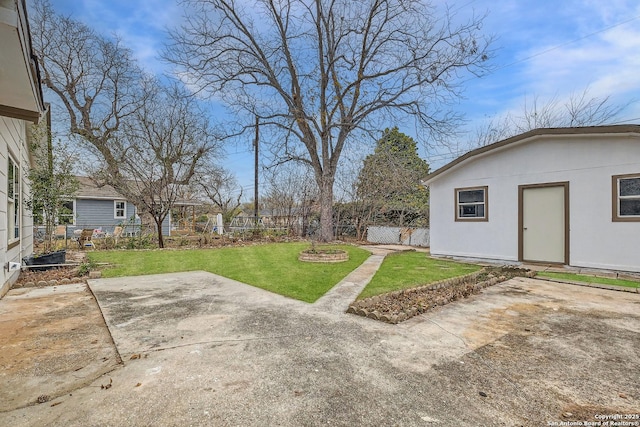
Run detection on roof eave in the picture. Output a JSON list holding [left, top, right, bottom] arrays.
[[0, 0, 46, 123], [424, 125, 640, 185]]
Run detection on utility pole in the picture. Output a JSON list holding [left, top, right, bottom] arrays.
[[254, 116, 259, 227]]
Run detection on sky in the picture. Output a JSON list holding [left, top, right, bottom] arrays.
[[47, 0, 640, 199]]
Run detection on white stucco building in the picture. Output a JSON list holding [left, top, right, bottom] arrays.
[[424, 125, 640, 273], [1, 0, 46, 296]]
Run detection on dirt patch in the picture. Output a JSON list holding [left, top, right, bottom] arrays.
[[0, 284, 120, 411], [348, 266, 534, 323], [424, 296, 640, 426]]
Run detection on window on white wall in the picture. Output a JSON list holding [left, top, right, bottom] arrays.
[[613, 174, 640, 221], [455, 186, 488, 221], [114, 200, 126, 219], [7, 154, 20, 244]]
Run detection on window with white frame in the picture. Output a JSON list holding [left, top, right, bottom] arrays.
[[613, 174, 640, 221], [114, 200, 126, 219], [455, 186, 488, 221], [7, 154, 20, 244]]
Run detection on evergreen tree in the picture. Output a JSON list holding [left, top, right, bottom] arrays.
[[357, 128, 430, 226]]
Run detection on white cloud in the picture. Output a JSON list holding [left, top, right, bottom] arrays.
[[463, 0, 640, 127], [522, 21, 640, 99], [69, 0, 182, 74]]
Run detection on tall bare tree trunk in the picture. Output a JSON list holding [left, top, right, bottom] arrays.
[[318, 175, 334, 242], [165, 0, 492, 241]]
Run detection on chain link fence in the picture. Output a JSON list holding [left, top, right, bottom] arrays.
[[366, 226, 430, 247], [33, 222, 429, 249]]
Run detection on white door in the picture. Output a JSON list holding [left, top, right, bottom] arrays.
[[521, 185, 567, 263]]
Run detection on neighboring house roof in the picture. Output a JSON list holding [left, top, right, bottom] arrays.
[[75, 176, 202, 206], [75, 176, 125, 200], [0, 0, 46, 123], [424, 125, 640, 185], [173, 198, 202, 207]]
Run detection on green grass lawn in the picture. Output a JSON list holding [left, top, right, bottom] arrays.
[[88, 242, 370, 303], [357, 251, 482, 299], [537, 271, 640, 289]]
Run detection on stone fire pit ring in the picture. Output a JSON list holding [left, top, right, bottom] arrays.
[[298, 249, 349, 263]]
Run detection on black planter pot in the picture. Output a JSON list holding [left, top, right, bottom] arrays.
[[23, 250, 67, 271]]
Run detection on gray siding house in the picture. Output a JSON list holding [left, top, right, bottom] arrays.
[[64, 177, 171, 236]]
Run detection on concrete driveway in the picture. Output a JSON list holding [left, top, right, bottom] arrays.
[[2, 271, 639, 426]]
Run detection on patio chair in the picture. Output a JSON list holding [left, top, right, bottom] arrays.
[[53, 225, 67, 240], [77, 228, 95, 249]]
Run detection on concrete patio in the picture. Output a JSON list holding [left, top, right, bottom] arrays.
[[1, 265, 638, 426]]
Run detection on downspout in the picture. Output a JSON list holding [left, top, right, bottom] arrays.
[[18, 123, 25, 268]]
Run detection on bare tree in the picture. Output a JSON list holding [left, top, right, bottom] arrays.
[[31, 0, 219, 247], [102, 81, 218, 248], [472, 88, 632, 147], [197, 166, 244, 230], [165, 0, 491, 241], [31, 0, 144, 187], [263, 163, 318, 236]]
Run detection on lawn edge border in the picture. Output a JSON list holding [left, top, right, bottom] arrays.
[[347, 268, 536, 324]]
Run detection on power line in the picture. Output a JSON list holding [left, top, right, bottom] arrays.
[[488, 14, 640, 75]]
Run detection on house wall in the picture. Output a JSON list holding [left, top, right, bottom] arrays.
[[429, 133, 640, 273], [74, 198, 139, 234], [74, 199, 171, 236], [0, 116, 33, 296]]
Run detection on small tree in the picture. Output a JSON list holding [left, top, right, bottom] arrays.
[[27, 118, 79, 253], [196, 166, 244, 231], [100, 81, 218, 248], [263, 163, 318, 236]]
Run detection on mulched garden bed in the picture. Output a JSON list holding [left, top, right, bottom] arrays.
[[347, 266, 535, 324], [13, 266, 87, 288], [13, 251, 89, 289]]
